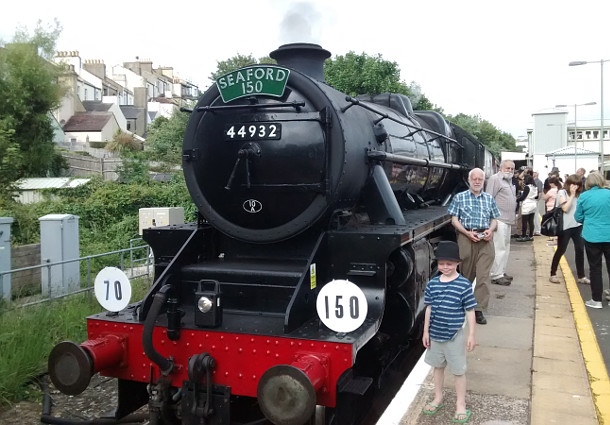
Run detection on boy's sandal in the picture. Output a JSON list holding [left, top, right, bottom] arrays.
[[422, 403, 444, 415], [452, 410, 472, 423]]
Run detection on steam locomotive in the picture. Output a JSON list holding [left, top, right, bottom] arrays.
[[46, 43, 495, 425]]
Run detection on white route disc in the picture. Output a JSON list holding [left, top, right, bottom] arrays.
[[94, 267, 132, 312], [316, 279, 368, 333]]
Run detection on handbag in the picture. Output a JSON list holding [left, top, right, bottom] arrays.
[[540, 206, 563, 236]]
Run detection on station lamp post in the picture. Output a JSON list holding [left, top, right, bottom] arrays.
[[569, 59, 609, 175], [546, 123, 566, 170], [555, 102, 596, 172]]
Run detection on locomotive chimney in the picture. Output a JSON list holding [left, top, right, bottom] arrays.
[[270, 43, 330, 82]]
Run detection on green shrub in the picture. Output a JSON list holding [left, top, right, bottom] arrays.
[[0, 277, 151, 405], [0, 158, 197, 406], [0, 295, 98, 404], [2, 173, 197, 251]]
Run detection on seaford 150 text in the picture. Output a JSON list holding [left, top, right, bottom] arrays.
[[216, 66, 290, 102]]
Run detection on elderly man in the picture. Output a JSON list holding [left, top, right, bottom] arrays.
[[448, 168, 500, 325], [485, 160, 517, 286]]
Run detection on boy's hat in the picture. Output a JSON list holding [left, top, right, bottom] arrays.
[[434, 241, 460, 262]]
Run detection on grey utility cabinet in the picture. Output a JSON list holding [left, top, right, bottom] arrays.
[[0, 217, 14, 301], [39, 214, 80, 296]]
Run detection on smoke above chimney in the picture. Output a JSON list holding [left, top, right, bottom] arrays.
[[279, 2, 322, 45]]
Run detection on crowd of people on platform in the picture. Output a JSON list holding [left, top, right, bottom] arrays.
[[421, 162, 609, 423], [447, 161, 610, 324]]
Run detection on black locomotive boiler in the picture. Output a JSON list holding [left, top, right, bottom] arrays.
[[46, 43, 495, 425]]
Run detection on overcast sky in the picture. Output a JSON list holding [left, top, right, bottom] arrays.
[[2, 0, 609, 138]]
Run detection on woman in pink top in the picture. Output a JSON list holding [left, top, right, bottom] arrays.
[[544, 176, 562, 212]]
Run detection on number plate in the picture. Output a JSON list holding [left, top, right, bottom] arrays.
[[224, 123, 281, 141]]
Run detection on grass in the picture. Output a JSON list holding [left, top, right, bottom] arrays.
[[0, 276, 151, 406]]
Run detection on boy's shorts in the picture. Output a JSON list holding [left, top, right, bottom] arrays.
[[424, 327, 467, 375]]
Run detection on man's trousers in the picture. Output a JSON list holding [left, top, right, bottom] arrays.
[[491, 221, 512, 280], [457, 233, 494, 311]]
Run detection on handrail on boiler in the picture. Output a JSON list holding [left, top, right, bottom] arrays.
[[341, 96, 463, 148], [367, 151, 466, 170]]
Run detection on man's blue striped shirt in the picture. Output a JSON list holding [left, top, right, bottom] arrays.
[[447, 189, 500, 230], [424, 274, 477, 342]]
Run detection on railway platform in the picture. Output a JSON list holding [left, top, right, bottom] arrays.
[[384, 235, 610, 425]]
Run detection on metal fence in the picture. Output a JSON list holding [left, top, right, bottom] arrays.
[[0, 239, 152, 310]]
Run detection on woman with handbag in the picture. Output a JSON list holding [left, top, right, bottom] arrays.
[[544, 177, 562, 243], [575, 172, 610, 309], [516, 174, 538, 241], [549, 175, 588, 284], [544, 177, 562, 212]]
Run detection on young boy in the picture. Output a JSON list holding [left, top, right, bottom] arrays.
[[422, 240, 477, 423]]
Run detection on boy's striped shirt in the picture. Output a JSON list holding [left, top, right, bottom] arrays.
[[424, 274, 477, 341]]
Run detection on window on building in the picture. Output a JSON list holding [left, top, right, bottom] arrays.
[[127, 122, 132, 131]]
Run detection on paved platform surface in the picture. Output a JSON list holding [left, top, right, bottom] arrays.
[[399, 235, 609, 425], [559, 241, 610, 376]]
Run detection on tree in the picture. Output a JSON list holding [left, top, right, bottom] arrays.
[[324, 52, 442, 112], [0, 20, 67, 184], [447, 113, 516, 157], [405, 81, 439, 112], [0, 127, 20, 204], [209, 54, 275, 82], [105, 129, 149, 183], [12, 19, 62, 61], [115, 151, 150, 184], [145, 110, 191, 168], [324, 52, 409, 97]]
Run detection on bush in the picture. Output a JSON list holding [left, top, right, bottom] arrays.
[[1, 174, 197, 253], [0, 277, 152, 405], [0, 295, 95, 404], [0, 171, 198, 405]]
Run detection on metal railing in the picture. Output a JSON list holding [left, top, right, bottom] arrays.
[[0, 239, 152, 310]]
